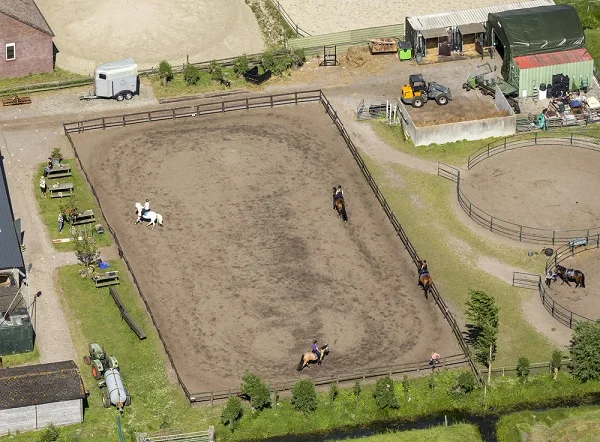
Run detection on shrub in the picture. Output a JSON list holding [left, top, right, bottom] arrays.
[[551, 349, 563, 372], [452, 372, 475, 395], [466, 290, 499, 366], [233, 55, 250, 76], [353, 380, 361, 404], [291, 48, 306, 69], [209, 59, 223, 82], [240, 371, 271, 410], [373, 376, 399, 410], [221, 396, 243, 432], [261, 48, 293, 76], [402, 375, 410, 396], [516, 357, 531, 381], [428, 374, 436, 390], [74, 234, 99, 268], [329, 382, 339, 403], [183, 64, 201, 86], [158, 60, 173, 85], [569, 319, 600, 382], [291, 379, 317, 413], [39, 423, 59, 442]]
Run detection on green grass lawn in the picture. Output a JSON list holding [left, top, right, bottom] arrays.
[[497, 404, 600, 442], [0, 68, 88, 92], [34, 160, 111, 251], [1, 345, 40, 368], [331, 424, 482, 442], [585, 29, 600, 61]]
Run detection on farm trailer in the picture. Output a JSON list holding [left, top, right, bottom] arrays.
[[80, 58, 140, 101]]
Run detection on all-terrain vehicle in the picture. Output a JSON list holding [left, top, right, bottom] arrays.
[[401, 74, 452, 108]]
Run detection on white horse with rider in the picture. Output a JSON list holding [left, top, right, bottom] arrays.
[[134, 202, 163, 229]]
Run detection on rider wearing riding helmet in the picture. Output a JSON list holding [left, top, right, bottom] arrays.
[[419, 260, 428, 275], [332, 185, 344, 209], [312, 340, 320, 358], [143, 199, 150, 216]]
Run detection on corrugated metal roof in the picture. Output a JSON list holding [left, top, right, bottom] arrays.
[[407, 0, 555, 31], [514, 48, 592, 69], [0, 154, 24, 271], [422, 28, 449, 39], [458, 23, 486, 35]]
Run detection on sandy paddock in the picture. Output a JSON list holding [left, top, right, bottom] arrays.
[[460, 145, 600, 232], [36, 0, 264, 75], [72, 103, 461, 393]]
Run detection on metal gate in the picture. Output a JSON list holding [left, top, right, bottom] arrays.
[[136, 427, 214, 442]]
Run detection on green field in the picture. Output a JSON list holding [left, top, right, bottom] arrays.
[[331, 424, 482, 442], [33, 160, 111, 251], [0, 68, 88, 92]]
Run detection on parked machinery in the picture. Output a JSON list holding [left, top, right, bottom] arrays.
[[83, 342, 130, 412], [401, 74, 452, 108], [83, 343, 118, 379]]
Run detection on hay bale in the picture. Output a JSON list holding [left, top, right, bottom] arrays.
[[345, 46, 370, 67]]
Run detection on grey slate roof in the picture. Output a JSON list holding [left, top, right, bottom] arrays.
[[0, 0, 54, 37], [0, 361, 86, 410], [0, 154, 25, 272]]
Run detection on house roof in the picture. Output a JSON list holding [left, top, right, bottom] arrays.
[[0, 361, 86, 410], [0, 154, 25, 272], [514, 48, 593, 69], [407, 0, 554, 31], [0, 0, 54, 37]]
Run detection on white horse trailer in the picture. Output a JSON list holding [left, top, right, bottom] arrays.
[[80, 58, 140, 101]]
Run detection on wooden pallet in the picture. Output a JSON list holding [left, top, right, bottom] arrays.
[[369, 38, 398, 54], [2, 95, 32, 106]]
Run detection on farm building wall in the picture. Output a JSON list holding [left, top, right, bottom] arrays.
[[0, 399, 82, 435], [0, 320, 34, 355], [513, 59, 594, 97], [0, 12, 53, 78]]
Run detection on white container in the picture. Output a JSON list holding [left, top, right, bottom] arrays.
[[538, 89, 547, 100], [521, 89, 528, 98]]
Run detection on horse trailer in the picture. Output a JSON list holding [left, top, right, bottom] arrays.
[[80, 58, 140, 101]]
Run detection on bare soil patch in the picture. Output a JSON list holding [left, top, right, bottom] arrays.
[[71, 104, 461, 393]]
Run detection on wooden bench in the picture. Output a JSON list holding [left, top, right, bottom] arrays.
[[2, 95, 31, 106], [93, 271, 119, 288], [71, 209, 95, 226], [49, 182, 74, 198], [46, 166, 72, 179], [569, 237, 587, 249]]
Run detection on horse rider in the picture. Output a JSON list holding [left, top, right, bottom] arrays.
[[418, 260, 429, 284], [142, 199, 150, 217], [332, 185, 344, 209], [312, 340, 321, 359]]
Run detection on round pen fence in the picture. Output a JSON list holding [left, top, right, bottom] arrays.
[[64, 90, 480, 404]]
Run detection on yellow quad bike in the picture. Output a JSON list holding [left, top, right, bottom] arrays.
[[401, 74, 452, 108]]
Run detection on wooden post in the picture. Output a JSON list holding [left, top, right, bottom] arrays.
[[487, 344, 492, 385]]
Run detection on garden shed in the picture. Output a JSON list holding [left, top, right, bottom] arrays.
[[0, 360, 86, 435], [488, 4, 588, 95], [405, 0, 554, 60]]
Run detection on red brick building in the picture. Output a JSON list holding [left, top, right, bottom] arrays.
[[0, 0, 54, 78]]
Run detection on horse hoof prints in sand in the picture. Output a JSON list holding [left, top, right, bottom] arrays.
[[134, 202, 164, 229], [297, 345, 329, 371]]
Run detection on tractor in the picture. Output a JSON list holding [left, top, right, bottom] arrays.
[[83, 343, 118, 380], [401, 74, 452, 108]]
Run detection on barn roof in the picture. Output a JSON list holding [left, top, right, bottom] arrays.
[[0, 153, 25, 272], [514, 48, 593, 69], [0, 0, 54, 37], [0, 361, 86, 410]]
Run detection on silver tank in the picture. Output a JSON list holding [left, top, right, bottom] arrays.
[[103, 368, 127, 408]]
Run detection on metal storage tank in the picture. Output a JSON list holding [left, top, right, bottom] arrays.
[[511, 48, 593, 97]]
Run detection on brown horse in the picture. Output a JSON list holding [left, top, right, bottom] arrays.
[[555, 264, 586, 288], [335, 198, 348, 222], [417, 260, 432, 299], [297, 344, 329, 371]]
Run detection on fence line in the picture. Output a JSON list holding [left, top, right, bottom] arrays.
[[513, 272, 593, 328], [267, 0, 311, 37], [545, 233, 600, 274], [480, 359, 570, 378], [64, 90, 480, 403]]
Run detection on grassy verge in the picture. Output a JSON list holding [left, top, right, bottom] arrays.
[[33, 160, 111, 251], [330, 424, 482, 442], [1, 345, 40, 367], [497, 404, 600, 442], [363, 159, 557, 365], [586, 29, 600, 61], [0, 68, 88, 91]]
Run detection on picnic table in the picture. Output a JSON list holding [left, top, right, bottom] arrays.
[[71, 209, 95, 226], [49, 182, 74, 198], [93, 271, 119, 288], [46, 165, 72, 179]]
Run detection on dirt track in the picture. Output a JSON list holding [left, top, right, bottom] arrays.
[[72, 103, 461, 393]]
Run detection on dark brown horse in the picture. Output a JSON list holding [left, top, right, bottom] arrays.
[[555, 264, 586, 288], [417, 260, 432, 299], [297, 345, 329, 371], [335, 198, 348, 222]]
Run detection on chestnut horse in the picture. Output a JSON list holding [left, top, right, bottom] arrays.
[[417, 260, 432, 299], [335, 198, 348, 222]]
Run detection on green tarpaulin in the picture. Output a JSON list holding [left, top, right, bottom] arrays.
[[488, 5, 585, 79]]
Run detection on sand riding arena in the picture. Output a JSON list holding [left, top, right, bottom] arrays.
[[455, 135, 600, 245], [65, 93, 463, 398]]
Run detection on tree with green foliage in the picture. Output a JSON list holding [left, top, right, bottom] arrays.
[[38, 423, 59, 442], [209, 59, 223, 82], [551, 349, 563, 380], [221, 396, 243, 432], [290, 48, 306, 69], [329, 382, 339, 403], [569, 319, 600, 382], [291, 379, 317, 413], [353, 380, 361, 405], [233, 55, 250, 76], [74, 233, 99, 268], [516, 357, 530, 382], [183, 64, 200, 86], [373, 376, 399, 410], [452, 371, 475, 395], [158, 60, 173, 86], [240, 371, 271, 410], [466, 290, 499, 366]]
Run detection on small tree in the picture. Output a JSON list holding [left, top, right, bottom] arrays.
[[352, 380, 361, 405], [183, 64, 201, 86], [38, 423, 60, 442], [516, 357, 531, 382], [221, 396, 243, 432], [329, 382, 339, 403], [158, 60, 173, 86], [240, 371, 271, 410], [452, 371, 475, 395], [466, 290, 499, 366], [402, 375, 410, 396], [551, 349, 563, 380], [291, 379, 317, 413], [291, 48, 306, 69], [74, 234, 99, 268], [569, 319, 600, 382], [208, 59, 223, 82], [233, 55, 250, 76], [50, 148, 63, 164], [373, 376, 399, 410], [428, 374, 436, 391], [59, 195, 81, 222]]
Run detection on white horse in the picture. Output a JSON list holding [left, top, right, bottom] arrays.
[[134, 202, 163, 229]]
